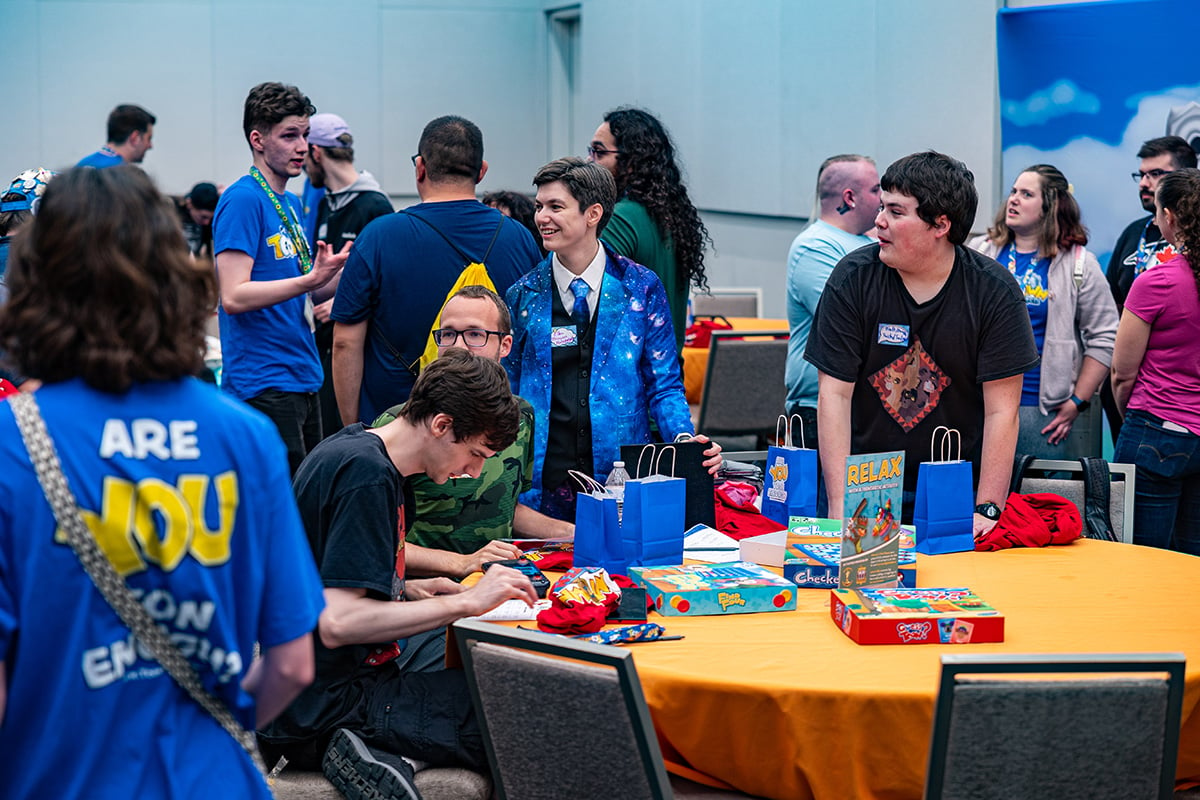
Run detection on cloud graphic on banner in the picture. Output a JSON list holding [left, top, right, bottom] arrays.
[[1003, 80, 1101, 127], [1000, 84, 1200, 268]]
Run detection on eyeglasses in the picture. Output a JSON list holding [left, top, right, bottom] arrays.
[[411, 153, 420, 166], [432, 328, 507, 347], [586, 144, 621, 159], [1132, 169, 1173, 183]]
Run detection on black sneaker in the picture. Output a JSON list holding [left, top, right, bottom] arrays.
[[323, 728, 424, 800]]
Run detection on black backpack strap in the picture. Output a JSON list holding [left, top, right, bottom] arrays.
[[400, 209, 505, 265], [1078, 457, 1117, 541], [1009, 453, 1036, 496]]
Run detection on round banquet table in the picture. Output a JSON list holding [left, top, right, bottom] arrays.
[[620, 538, 1200, 799]]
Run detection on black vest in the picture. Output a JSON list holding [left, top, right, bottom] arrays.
[[542, 289, 596, 493]]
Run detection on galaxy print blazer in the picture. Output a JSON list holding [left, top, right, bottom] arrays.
[[504, 245, 693, 513]]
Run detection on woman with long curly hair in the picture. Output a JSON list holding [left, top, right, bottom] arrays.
[[969, 164, 1118, 459], [588, 107, 711, 350], [1111, 167, 1200, 554], [0, 165, 322, 797]]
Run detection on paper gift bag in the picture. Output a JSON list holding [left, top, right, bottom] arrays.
[[761, 415, 818, 525], [621, 448, 687, 567], [914, 427, 976, 555], [572, 473, 629, 575], [621, 441, 715, 528]]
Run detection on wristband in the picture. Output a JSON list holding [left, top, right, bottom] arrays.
[[1070, 394, 1090, 411]]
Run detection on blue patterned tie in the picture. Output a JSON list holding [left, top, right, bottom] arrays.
[[570, 277, 590, 326]]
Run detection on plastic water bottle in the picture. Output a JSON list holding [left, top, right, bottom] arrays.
[[605, 461, 631, 522]]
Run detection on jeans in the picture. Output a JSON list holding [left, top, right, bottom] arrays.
[[1113, 408, 1200, 554]]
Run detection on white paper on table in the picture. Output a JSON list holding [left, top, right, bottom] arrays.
[[683, 524, 742, 563], [469, 599, 552, 621]]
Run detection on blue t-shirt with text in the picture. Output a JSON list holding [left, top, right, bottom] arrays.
[[213, 174, 322, 400], [0, 378, 324, 799]]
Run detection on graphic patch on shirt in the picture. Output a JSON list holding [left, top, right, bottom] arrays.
[[266, 225, 299, 261], [869, 337, 950, 432], [551, 326, 579, 347], [877, 323, 910, 346], [1016, 269, 1049, 306]]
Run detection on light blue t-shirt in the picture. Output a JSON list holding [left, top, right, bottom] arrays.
[[0, 377, 324, 799], [76, 148, 124, 169], [213, 174, 322, 400], [785, 220, 874, 409], [1000, 244, 1052, 406]]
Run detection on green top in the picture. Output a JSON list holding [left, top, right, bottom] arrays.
[[371, 397, 535, 554], [603, 197, 686, 353]]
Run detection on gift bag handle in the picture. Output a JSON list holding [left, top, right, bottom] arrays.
[[789, 413, 806, 449], [635, 444, 656, 477], [654, 445, 677, 477], [930, 426, 962, 463], [775, 414, 789, 447], [569, 469, 609, 495]]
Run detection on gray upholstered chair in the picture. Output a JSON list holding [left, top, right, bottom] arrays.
[[453, 619, 762, 800], [692, 290, 760, 319], [1012, 458, 1135, 543], [696, 329, 788, 448], [925, 652, 1186, 800]]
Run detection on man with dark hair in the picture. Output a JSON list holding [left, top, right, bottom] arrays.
[[213, 82, 349, 474], [260, 349, 535, 800], [331, 115, 540, 425], [174, 181, 219, 260], [805, 151, 1038, 535], [1102, 135, 1198, 442], [303, 112, 394, 438], [1107, 135, 1198, 308], [77, 104, 156, 168], [506, 157, 720, 521], [373, 285, 573, 556]]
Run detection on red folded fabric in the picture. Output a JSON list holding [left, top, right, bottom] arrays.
[[537, 592, 618, 634], [527, 550, 573, 571], [713, 481, 786, 539], [974, 492, 1082, 551]]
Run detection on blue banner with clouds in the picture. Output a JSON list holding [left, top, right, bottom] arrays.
[[997, 0, 1200, 265]]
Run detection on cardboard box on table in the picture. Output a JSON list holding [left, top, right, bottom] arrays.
[[830, 587, 1004, 645], [630, 562, 797, 617], [738, 518, 917, 589]]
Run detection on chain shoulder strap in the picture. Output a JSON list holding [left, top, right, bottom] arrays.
[[8, 392, 269, 779]]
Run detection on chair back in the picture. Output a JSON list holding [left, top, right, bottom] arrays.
[[692, 289, 760, 318], [696, 330, 788, 444], [1012, 458, 1135, 543], [453, 619, 673, 800], [925, 652, 1186, 800]]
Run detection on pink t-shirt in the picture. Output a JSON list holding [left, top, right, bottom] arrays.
[[1125, 254, 1200, 435]]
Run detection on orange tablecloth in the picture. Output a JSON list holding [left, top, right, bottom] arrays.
[[621, 539, 1200, 799], [682, 317, 788, 404]]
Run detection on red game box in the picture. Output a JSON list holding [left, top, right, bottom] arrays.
[[830, 587, 1004, 645]]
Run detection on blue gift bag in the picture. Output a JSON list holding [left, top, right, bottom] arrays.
[[761, 414, 818, 525], [622, 474, 686, 567], [914, 427, 976, 555], [573, 473, 629, 575]]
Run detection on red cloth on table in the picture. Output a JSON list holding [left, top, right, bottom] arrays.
[[713, 481, 786, 539], [974, 492, 1082, 551]]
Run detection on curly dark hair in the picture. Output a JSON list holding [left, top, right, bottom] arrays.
[[986, 164, 1087, 259], [604, 107, 711, 290], [0, 166, 216, 392], [1156, 168, 1200, 296]]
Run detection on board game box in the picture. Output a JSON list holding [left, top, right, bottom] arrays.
[[790, 535, 917, 589], [629, 562, 797, 616], [830, 587, 1004, 645]]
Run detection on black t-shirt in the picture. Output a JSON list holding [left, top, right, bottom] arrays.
[[805, 244, 1038, 492], [261, 423, 414, 745], [1107, 215, 1169, 310]]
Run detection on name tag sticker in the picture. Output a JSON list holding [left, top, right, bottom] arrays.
[[877, 324, 909, 346], [551, 326, 579, 347]]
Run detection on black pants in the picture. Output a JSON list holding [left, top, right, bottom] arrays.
[[245, 389, 321, 476]]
